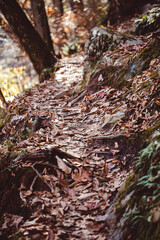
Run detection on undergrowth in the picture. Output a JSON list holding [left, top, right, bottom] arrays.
[[128, 139, 160, 240], [114, 134, 160, 240]]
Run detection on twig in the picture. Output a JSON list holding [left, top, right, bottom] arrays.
[[92, 134, 127, 140], [54, 89, 70, 99], [0, 88, 8, 106], [12, 147, 82, 170], [34, 161, 66, 175], [70, 90, 87, 106], [31, 164, 54, 192], [30, 175, 38, 191]]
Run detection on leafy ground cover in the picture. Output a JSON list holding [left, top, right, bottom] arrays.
[[0, 14, 160, 240]]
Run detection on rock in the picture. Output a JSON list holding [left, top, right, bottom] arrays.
[[103, 137, 160, 240], [83, 34, 159, 91], [85, 27, 141, 61], [83, 27, 146, 91], [132, 6, 160, 35], [141, 3, 153, 14], [101, 111, 125, 132]]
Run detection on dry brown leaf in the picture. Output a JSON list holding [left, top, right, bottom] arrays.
[[111, 149, 120, 155], [72, 168, 92, 183], [78, 205, 88, 211], [104, 164, 108, 173], [56, 155, 71, 174]]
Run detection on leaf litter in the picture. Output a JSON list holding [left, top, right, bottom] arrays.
[[0, 44, 160, 239]]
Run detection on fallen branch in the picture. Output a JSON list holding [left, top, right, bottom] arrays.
[[70, 90, 87, 106], [31, 164, 54, 192], [12, 147, 81, 173], [91, 134, 127, 140], [54, 89, 71, 99]]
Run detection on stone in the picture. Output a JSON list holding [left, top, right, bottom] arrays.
[[85, 27, 141, 61], [132, 6, 160, 35], [101, 110, 125, 132]]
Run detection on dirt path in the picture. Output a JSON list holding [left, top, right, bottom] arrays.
[[1, 49, 159, 239], [0, 54, 132, 239]]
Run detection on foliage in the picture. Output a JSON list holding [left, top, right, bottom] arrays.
[[0, 104, 32, 147], [115, 137, 160, 240], [0, 65, 26, 98], [62, 38, 80, 56], [0, 1, 160, 238]]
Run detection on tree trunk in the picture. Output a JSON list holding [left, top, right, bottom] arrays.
[[53, 0, 64, 16], [30, 0, 54, 54], [0, 0, 57, 79]]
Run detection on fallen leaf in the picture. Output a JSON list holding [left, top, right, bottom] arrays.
[[77, 192, 97, 200]]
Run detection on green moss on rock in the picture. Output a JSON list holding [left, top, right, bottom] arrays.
[[133, 7, 160, 35], [107, 136, 160, 240]]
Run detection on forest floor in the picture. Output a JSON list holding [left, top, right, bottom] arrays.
[[0, 17, 160, 240]]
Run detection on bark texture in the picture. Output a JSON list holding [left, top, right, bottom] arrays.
[[31, 0, 54, 54], [0, 0, 57, 77]]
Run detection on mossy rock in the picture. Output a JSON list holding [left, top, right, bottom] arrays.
[[133, 6, 160, 35], [85, 27, 141, 61], [83, 37, 160, 90]]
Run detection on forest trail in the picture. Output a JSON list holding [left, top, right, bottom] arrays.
[[0, 1, 160, 238], [0, 53, 133, 239]]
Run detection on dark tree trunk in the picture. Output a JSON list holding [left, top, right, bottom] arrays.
[[30, 0, 54, 54], [68, 0, 84, 13], [53, 0, 63, 16], [0, 0, 57, 79]]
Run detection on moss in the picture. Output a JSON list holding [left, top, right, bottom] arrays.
[[111, 139, 160, 239], [0, 149, 28, 173], [138, 121, 160, 144], [39, 67, 53, 82], [134, 7, 160, 35], [136, 39, 160, 66], [115, 173, 136, 208]]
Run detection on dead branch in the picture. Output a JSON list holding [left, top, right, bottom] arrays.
[[91, 134, 127, 140], [12, 147, 80, 173], [31, 164, 54, 192], [70, 90, 87, 106]]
